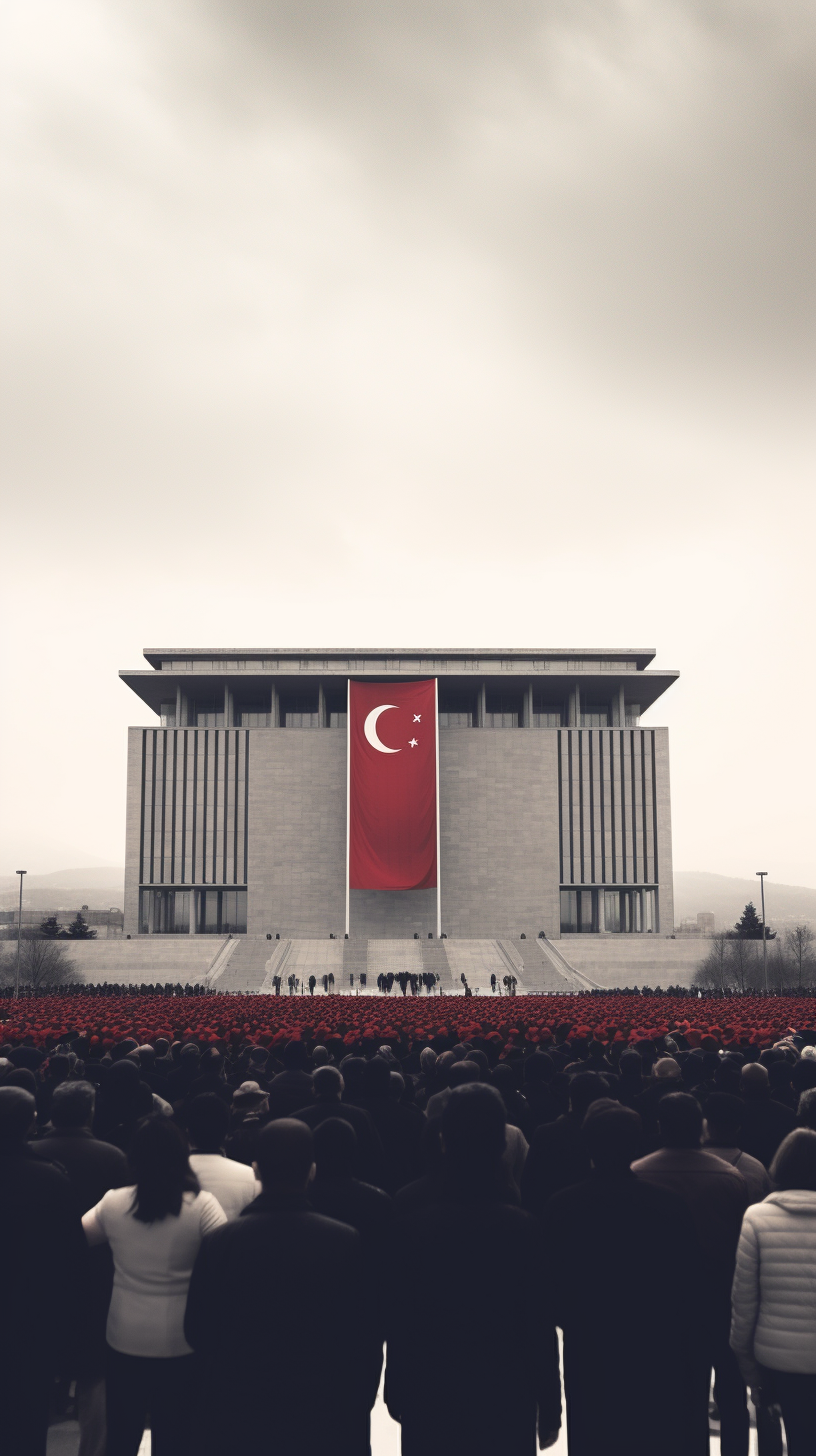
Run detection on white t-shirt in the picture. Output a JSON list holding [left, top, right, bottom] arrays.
[[189, 1153, 260, 1222], [83, 1186, 226, 1357]]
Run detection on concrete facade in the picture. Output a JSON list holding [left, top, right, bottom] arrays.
[[120, 647, 678, 941]]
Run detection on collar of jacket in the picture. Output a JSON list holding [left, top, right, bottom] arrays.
[[241, 1189, 311, 1216]]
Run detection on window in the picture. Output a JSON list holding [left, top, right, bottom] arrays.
[[195, 888, 247, 934], [195, 701, 224, 727], [329, 712, 347, 728], [437, 686, 477, 726], [280, 689, 320, 728], [159, 700, 176, 727], [560, 889, 598, 932], [237, 702, 269, 727], [602, 889, 652, 932], [581, 705, 609, 728], [484, 687, 523, 728], [139, 889, 190, 934], [324, 685, 347, 728], [532, 692, 564, 727]]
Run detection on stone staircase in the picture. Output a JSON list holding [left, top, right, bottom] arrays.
[[421, 938, 454, 991], [215, 936, 279, 993]]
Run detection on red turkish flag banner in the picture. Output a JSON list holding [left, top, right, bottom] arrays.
[[348, 679, 438, 891]]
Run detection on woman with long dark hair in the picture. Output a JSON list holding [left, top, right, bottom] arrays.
[[82, 1116, 226, 1456]]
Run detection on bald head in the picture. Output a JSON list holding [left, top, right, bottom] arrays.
[[742, 1063, 770, 1097], [0, 1086, 36, 1143], [653, 1058, 681, 1080]]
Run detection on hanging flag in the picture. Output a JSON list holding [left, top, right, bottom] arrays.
[[348, 678, 438, 891]]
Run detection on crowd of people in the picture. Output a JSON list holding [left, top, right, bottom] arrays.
[[2, 1008, 816, 1456]]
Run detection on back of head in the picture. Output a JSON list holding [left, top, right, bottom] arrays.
[[0, 1086, 36, 1144], [313, 1117, 356, 1180], [568, 1071, 609, 1120], [770, 1129, 816, 1192], [181, 1042, 200, 1063], [524, 1052, 555, 1087], [106, 1058, 141, 1100], [363, 1056, 392, 1098], [441, 1084, 506, 1177], [703, 1092, 743, 1145], [583, 1100, 642, 1173], [186, 1093, 230, 1152], [51, 1080, 95, 1130], [419, 1047, 437, 1073], [742, 1063, 769, 1098], [312, 1045, 330, 1068], [653, 1057, 681, 1081], [449, 1060, 480, 1089], [283, 1040, 308, 1070], [389, 1071, 405, 1101], [619, 1050, 643, 1081], [48, 1054, 70, 1083], [137, 1045, 156, 1069], [255, 1118, 314, 1192], [129, 1117, 197, 1223], [313, 1066, 343, 1100], [797, 1088, 816, 1131], [658, 1092, 703, 1149]]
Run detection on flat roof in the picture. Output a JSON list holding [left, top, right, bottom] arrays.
[[142, 646, 659, 668]]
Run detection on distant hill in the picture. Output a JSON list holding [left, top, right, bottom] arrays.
[[0, 867, 125, 912], [674, 872, 816, 933]]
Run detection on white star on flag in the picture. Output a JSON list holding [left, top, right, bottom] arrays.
[[413, 714, 421, 722], [408, 737, 418, 747]]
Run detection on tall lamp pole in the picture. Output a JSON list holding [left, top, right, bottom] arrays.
[[756, 872, 769, 993], [14, 870, 27, 1000]]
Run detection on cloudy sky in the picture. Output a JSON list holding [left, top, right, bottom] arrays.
[[2, 0, 814, 890]]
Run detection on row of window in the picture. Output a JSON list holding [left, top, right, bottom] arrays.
[[160, 699, 642, 729], [160, 658, 640, 674], [139, 888, 247, 935], [560, 887, 657, 933]]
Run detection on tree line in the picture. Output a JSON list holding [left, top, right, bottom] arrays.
[[694, 902, 815, 992]]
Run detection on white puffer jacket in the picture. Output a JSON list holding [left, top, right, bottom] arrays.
[[730, 1190, 816, 1378]]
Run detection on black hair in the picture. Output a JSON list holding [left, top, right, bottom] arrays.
[[770, 1129, 816, 1192], [255, 1118, 314, 1188], [186, 1093, 230, 1152], [441, 1084, 506, 1173], [51, 1080, 95, 1129], [703, 1091, 744, 1140], [0, 1086, 36, 1142], [313, 1117, 356, 1179], [129, 1118, 199, 1224], [658, 1092, 703, 1149], [583, 1102, 642, 1172], [568, 1071, 610, 1120]]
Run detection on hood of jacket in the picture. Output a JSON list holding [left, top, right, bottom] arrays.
[[764, 1189, 816, 1213]]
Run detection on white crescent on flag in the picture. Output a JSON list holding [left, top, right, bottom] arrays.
[[363, 704, 400, 754]]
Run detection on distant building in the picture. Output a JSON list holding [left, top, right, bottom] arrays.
[[697, 911, 716, 934], [120, 646, 678, 940]]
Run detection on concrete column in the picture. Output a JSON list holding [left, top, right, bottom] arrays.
[[318, 684, 326, 727], [189, 889, 196, 935], [568, 685, 580, 726], [477, 683, 486, 728], [524, 683, 533, 728], [224, 685, 234, 727], [175, 685, 182, 728], [615, 686, 625, 727], [597, 887, 605, 932], [271, 684, 280, 727]]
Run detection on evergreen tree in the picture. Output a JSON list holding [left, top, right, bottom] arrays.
[[65, 912, 97, 940], [732, 901, 775, 941], [40, 915, 62, 939]]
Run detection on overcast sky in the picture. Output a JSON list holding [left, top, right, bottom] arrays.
[[2, 1, 814, 891]]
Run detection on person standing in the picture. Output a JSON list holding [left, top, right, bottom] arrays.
[[185, 1094, 260, 1220], [731, 1129, 816, 1456], [32, 1081, 128, 1456], [185, 1119, 382, 1455], [82, 1117, 226, 1456], [0, 1086, 88, 1456]]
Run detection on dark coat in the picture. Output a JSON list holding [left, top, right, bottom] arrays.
[[739, 1094, 796, 1168], [308, 1176, 392, 1244], [185, 1190, 382, 1456], [521, 1113, 591, 1217], [292, 1098, 387, 1188], [543, 1172, 709, 1456], [358, 1096, 425, 1193], [0, 1146, 88, 1369], [385, 1184, 560, 1456], [31, 1128, 128, 1375]]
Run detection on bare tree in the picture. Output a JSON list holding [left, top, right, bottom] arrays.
[[0, 939, 80, 989], [693, 932, 733, 991], [786, 925, 816, 989]]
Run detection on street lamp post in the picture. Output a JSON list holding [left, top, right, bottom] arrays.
[[756, 872, 769, 993], [14, 870, 27, 1000]]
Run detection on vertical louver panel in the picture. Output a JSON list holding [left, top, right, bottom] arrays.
[[557, 729, 658, 886], [139, 729, 249, 885]]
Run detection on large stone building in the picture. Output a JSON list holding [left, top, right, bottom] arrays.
[[121, 648, 678, 947]]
